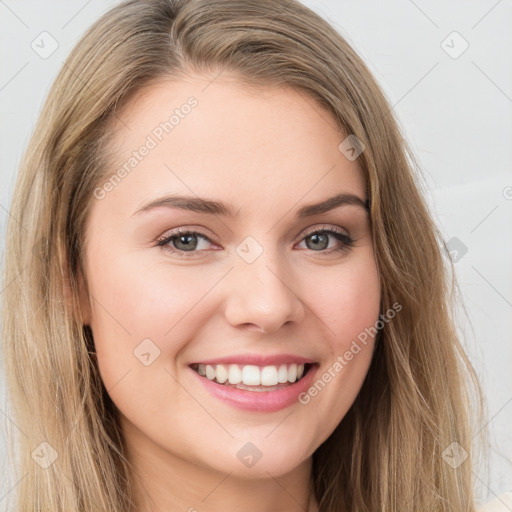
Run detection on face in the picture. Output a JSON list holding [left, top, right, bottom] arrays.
[[79, 72, 381, 483]]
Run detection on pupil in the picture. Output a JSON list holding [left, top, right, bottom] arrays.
[[307, 233, 328, 250], [176, 234, 197, 251]]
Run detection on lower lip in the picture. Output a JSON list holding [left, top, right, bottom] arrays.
[[190, 364, 319, 413]]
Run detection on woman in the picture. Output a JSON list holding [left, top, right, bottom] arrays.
[[1, 0, 501, 510]]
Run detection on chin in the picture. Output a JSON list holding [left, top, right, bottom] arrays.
[[201, 439, 312, 480]]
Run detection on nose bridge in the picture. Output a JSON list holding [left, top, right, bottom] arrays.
[[223, 234, 304, 332]]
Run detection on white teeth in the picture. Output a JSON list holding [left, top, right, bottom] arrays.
[[228, 364, 242, 384], [277, 364, 288, 383], [195, 362, 309, 386], [287, 363, 297, 383], [242, 365, 261, 385], [216, 364, 228, 383], [205, 365, 216, 380], [260, 366, 278, 386]]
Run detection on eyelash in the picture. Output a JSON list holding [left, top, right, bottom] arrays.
[[156, 225, 354, 258]]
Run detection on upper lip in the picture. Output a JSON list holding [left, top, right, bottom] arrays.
[[189, 354, 317, 367]]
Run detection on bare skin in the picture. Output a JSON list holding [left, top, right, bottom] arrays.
[[79, 71, 381, 512]]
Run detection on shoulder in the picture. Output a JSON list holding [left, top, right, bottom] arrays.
[[477, 492, 512, 512]]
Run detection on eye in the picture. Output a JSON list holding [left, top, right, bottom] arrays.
[[156, 228, 216, 257], [156, 225, 354, 257], [296, 225, 354, 255]]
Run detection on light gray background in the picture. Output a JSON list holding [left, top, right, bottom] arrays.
[[1, 0, 511, 508]]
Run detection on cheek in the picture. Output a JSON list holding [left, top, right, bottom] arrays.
[[87, 238, 380, 391], [306, 252, 381, 353], [288, 252, 381, 445], [86, 250, 224, 371]]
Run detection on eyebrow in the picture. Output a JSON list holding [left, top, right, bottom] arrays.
[[132, 192, 370, 218]]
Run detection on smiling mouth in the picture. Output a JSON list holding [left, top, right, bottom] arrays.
[[189, 362, 314, 391]]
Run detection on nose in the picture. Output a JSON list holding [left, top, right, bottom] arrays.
[[223, 247, 305, 334]]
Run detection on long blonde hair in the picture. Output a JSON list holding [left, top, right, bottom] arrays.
[[1, 0, 488, 510]]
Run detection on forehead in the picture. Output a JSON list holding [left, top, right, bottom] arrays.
[[99, 73, 366, 216]]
